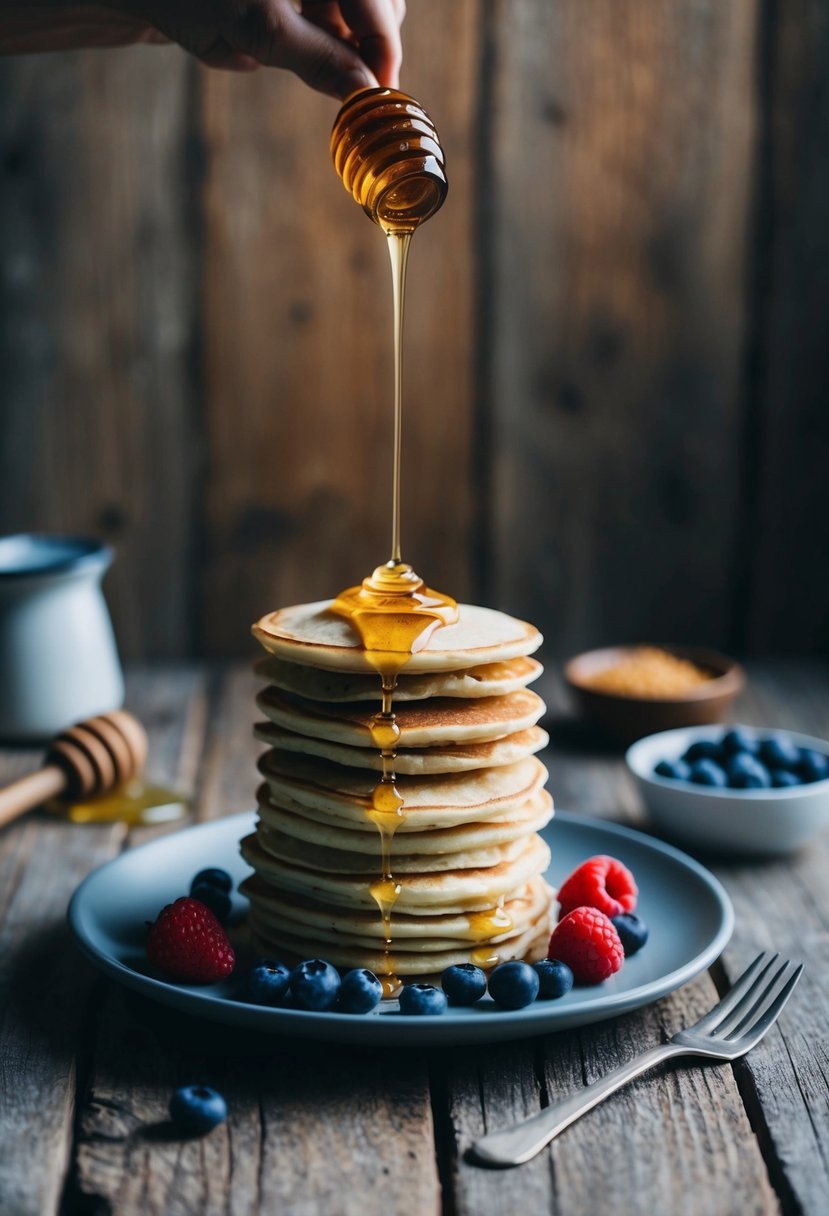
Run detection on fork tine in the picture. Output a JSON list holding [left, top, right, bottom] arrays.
[[691, 952, 777, 1035], [713, 955, 790, 1039], [723, 961, 802, 1043]]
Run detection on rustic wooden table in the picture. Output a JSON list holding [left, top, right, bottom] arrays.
[[1, 661, 827, 1216]]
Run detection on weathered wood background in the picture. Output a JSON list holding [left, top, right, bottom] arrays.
[[1, 0, 827, 659]]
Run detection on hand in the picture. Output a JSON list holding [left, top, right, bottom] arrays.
[[0, 1, 405, 97]]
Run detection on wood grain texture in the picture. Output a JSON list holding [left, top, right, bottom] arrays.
[[0, 48, 198, 659], [0, 666, 207, 1216], [199, 0, 478, 654], [744, 0, 829, 652], [713, 666, 829, 1214], [485, 0, 758, 655], [538, 982, 777, 1216]]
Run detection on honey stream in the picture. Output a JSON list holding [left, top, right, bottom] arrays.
[[330, 90, 511, 994]]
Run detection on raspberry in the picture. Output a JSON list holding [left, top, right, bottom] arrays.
[[146, 897, 235, 984], [556, 854, 638, 920], [548, 906, 624, 984]]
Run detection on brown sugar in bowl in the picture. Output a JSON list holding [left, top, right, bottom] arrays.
[[564, 645, 745, 745]]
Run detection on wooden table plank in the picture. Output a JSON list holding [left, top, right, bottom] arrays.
[[712, 666, 829, 1214], [0, 667, 208, 1216], [485, 0, 758, 655]]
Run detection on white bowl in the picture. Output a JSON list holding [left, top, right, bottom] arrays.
[[626, 724, 829, 855]]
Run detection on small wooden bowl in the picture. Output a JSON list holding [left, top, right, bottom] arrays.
[[564, 645, 745, 745]]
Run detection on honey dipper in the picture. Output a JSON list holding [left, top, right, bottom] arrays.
[[0, 710, 148, 829]]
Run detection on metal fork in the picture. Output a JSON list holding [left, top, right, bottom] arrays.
[[470, 951, 802, 1168]]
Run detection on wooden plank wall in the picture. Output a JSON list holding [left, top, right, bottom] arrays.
[[0, 0, 826, 659]]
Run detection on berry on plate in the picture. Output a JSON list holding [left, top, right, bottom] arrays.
[[146, 897, 235, 984], [488, 961, 540, 1009], [611, 912, 649, 956], [337, 968, 383, 1014], [533, 958, 574, 999], [289, 959, 341, 1011], [441, 963, 487, 1006], [548, 906, 624, 984], [190, 867, 233, 895], [190, 882, 232, 923], [399, 983, 448, 1016], [246, 959, 291, 1006], [169, 1085, 227, 1135], [557, 854, 638, 920]]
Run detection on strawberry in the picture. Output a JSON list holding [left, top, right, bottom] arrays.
[[548, 906, 624, 984], [146, 897, 235, 984], [556, 854, 638, 920]]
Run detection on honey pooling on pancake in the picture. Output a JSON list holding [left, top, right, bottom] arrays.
[[331, 560, 459, 997]]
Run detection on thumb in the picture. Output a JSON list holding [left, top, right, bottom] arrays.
[[259, 4, 379, 98]]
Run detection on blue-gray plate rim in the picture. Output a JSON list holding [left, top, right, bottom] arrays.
[[68, 809, 734, 1046]]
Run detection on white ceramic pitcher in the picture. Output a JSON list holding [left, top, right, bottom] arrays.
[[0, 534, 124, 741]]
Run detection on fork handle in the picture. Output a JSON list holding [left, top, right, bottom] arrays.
[[471, 1042, 686, 1167]]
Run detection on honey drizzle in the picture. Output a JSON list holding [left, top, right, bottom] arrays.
[[330, 87, 455, 996]]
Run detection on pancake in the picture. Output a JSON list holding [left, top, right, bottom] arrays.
[[256, 786, 554, 856], [240, 830, 551, 912], [248, 595, 553, 981], [253, 654, 543, 702], [253, 720, 550, 774], [256, 686, 546, 748], [248, 915, 552, 976], [257, 750, 549, 831], [252, 600, 542, 674], [256, 820, 539, 875], [240, 874, 552, 944]]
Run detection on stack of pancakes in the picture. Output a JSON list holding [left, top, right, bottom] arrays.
[[242, 600, 555, 978]]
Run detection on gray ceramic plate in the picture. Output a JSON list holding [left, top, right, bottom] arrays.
[[68, 810, 733, 1046]]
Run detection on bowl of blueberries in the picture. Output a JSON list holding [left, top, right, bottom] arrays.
[[626, 724, 829, 855]]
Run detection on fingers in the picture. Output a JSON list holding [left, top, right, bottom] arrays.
[[339, 0, 402, 86], [199, 37, 261, 71], [256, 1, 378, 97]]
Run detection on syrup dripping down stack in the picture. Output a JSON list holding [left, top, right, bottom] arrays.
[[242, 596, 555, 983]]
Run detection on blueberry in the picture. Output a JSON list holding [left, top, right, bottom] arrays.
[[721, 728, 760, 757], [770, 768, 801, 788], [798, 748, 829, 783], [289, 959, 341, 1011], [726, 754, 771, 789], [246, 960, 290, 1006], [337, 968, 383, 1014], [758, 736, 801, 770], [688, 759, 728, 787], [654, 759, 692, 782], [399, 984, 448, 1016], [169, 1085, 227, 1135], [488, 961, 540, 1010], [533, 959, 574, 999], [683, 740, 723, 764], [191, 868, 233, 896], [441, 963, 487, 1006], [190, 882, 232, 923], [611, 913, 649, 956]]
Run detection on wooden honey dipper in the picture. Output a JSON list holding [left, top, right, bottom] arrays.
[[0, 710, 148, 829]]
